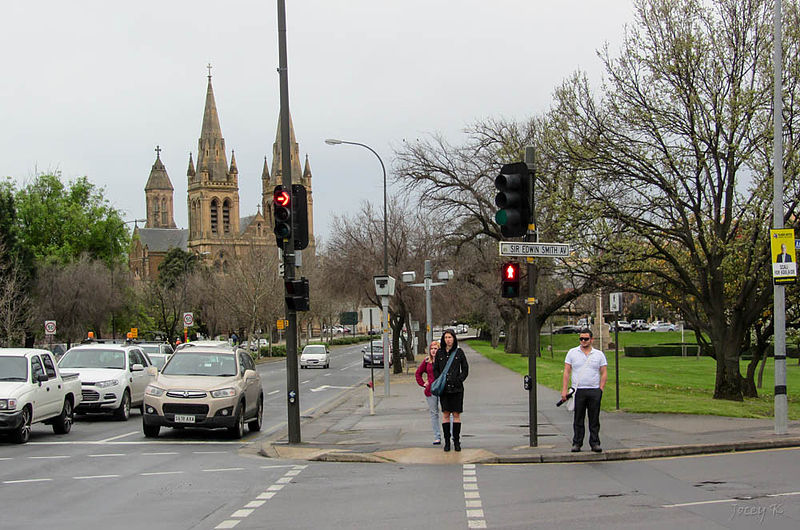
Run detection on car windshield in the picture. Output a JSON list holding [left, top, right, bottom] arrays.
[[0, 357, 28, 381], [302, 346, 326, 355], [59, 348, 125, 369], [161, 352, 236, 377], [139, 345, 162, 354], [149, 355, 168, 369]]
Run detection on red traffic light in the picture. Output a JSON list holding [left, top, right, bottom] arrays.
[[274, 189, 291, 207], [504, 263, 519, 280]]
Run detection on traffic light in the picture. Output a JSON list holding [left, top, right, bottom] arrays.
[[501, 262, 521, 298], [285, 277, 310, 311], [494, 161, 531, 238], [291, 184, 309, 250], [273, 185, 292, 247]]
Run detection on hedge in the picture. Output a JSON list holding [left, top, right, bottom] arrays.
[[624, 343, 710, 357]]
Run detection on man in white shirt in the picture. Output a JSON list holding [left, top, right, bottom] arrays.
[[561, 328, 608, 452]]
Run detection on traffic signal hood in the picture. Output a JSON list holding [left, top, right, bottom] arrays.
[[494, 162, 531, 238], [285, 277, 310, 312], [501, 262, 521, 298]]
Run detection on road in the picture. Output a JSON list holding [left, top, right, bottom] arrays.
[[2, 341, 798, 529]]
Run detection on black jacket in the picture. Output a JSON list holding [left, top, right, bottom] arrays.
[[433, 347, 469, 393]]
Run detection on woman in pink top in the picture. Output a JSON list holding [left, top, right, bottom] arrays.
[[415, 340, 441, 445]]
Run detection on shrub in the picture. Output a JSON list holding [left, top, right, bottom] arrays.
[[624, 343, 710, 357]]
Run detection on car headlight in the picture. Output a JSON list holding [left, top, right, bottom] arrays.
[[145, 385, 164, 397], [0, 398, 17, 411], [211, 388, 237, 398], [95, 379, 120, 388]]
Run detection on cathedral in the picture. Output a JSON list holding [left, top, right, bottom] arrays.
[[129, 72, 315, 280]]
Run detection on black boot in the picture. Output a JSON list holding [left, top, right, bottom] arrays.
[[453, 422, 461, 452], [442, 423, 451, 452]]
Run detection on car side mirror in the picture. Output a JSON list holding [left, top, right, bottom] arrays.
[[244, 369, 256, 380], [131, 363, 144, 372]]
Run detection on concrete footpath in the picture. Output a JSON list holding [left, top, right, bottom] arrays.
[[260, 343, 800, 464]]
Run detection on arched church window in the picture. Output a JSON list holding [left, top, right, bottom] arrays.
[[152, 199, 160, 227], [223, 199, 231, 234], [210, 199, 219, 235], [161, 198, 167, 226]]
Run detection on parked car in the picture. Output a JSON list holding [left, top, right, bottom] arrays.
[[648, 321, 676, 332], [299, 344, 330, 369], [0, 348, 82, 443], [630, 319, 648, 331], [138, 342, 174, 371], [142, 346, 263, 439], [553, 325, 582, 334], [248, 339, 269, 352], [58, 343, 155, 420], [609, 321, 633, 332], [362, 340, 392, 368]]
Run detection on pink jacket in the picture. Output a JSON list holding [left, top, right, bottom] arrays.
[[415, 358, 435, 397]]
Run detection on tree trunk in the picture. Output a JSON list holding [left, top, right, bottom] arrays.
[[743, 351, 759, 398], [713, 352, 744, 401]]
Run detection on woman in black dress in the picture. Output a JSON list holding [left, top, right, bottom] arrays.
[[433, 329, 469, 451]]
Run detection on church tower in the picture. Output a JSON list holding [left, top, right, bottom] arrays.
[[144, 146, 177, 229], [187, 69, 241, 244]]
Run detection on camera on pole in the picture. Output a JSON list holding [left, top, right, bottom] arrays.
[[494, 161, 531, 238]]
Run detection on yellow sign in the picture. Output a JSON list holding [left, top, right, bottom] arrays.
[[130, 328, 138, 338], [771, 229, 797, 284], [277, 319, 288, 330]]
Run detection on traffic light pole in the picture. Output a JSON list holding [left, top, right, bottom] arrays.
[[525, 146, 538, 447], [277, 0, 300, 444]]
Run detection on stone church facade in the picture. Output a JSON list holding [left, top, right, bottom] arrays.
[[129, 73, 315, 281]]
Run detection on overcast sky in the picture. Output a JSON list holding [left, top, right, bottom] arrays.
[[1, 1, 636, 244]]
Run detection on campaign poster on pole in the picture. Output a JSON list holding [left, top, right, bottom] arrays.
[[771, 228, 797, 285]]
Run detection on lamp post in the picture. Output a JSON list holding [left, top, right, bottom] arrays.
[[326, 138, 390, 395]]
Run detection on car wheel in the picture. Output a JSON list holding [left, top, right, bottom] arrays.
[[12, 406, 32, 444], [114, 390, 131, 421], [228, 402, 245, 439], [143, 421, 160, 438], [52, 398, 73, 434], [248, 397, 263, 433]]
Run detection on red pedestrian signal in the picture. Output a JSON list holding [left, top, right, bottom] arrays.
[[501, 262, 521, 298]]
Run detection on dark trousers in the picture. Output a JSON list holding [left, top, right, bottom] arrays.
[[572, 388, 602, 447]]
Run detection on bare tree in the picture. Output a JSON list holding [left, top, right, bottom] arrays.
[[0, 243, 33, 347], [547, 0, 800, 400]]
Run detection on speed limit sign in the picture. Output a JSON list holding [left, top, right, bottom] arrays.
[[183, 312, 194, 327], [44, 320, 57, 336]]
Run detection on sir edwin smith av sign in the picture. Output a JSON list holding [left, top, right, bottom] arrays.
[[499, 242, 571, 258]]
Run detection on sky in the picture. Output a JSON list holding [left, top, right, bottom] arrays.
[[1, 1, 637, 244]]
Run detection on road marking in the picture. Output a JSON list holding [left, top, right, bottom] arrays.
[[203, 467, 245, 473], [301, 379, 311, 384], [74, 474, 120, 480], [664, 490, 800, 508], [324, 373, 332, 377], [140, 471, 184, 476], [267, 390, 280, 395], [0, 457, 11, 461], [142, 452, 179, 456], [3, 478, 52, 484], [29, 440, 251, 446], [28, 455, 70, 459], [89, 453, 126, 457], [767, 491, 800, 497], [216, 463, 307, 529], [310, 384, 352, 393], [463, 464, 487, 528], [193, 451, 228, 454], [98, 431, 138, 443], [260, 465, 296, 469]]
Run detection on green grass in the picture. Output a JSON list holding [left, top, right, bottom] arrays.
[[471, 335, 800, 419]]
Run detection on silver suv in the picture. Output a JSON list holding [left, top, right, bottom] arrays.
[[142, 346, 263, 438]]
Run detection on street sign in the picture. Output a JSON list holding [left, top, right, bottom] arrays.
[[44, 320, 56, 336], [277, 319, 288, 330], [183, 312, 194, 327], [609, 292, 622, 313], [130, 328, 138, 338], [770, 229, 797, 285], [499, 241, 570, 257]]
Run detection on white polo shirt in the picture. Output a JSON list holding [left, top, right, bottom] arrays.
[[564, 347, 608, 389]]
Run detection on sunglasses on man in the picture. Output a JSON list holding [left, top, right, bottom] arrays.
[[579, 336, 592, 342]]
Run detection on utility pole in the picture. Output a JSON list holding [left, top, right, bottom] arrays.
[[524, 146, 538, 447], [277, 0, 300, 443]]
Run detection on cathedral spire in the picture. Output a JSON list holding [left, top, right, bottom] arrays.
[[229, 150, 238, 173], [144, 145, 177, 229], [195, 67, 228, 180], [187, 152, 195, 178]]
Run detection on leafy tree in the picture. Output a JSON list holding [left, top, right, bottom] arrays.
[[547, 0, 800, 400]]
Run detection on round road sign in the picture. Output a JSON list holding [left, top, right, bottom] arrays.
[[183, 312, 194, 327], [44, 320, 57, 335]]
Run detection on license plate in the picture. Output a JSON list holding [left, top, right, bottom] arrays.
[[174, 414, 195, 423]]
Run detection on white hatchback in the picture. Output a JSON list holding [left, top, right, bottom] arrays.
[[299, 345, 330, 369]]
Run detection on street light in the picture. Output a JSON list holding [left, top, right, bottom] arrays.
[[326, 138, 391, 396]]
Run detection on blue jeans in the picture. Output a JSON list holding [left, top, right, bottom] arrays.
[[425, 394, 441, 439]]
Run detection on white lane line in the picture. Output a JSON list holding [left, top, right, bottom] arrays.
[[276, 476, 292, 484], [260, 465, 296, 469], [231, 509, 253, 518], [214, 521, 239, 529], [141, 471, 184, 476], [28, 455, 70, 460], [88, 453, 126, 457], [663, 498, 740, 508], [267, 484, 285, 491], [324, 373, 332, 377], [74, 474, 120, 480], [284, 469, 302, 476], [256, 492, 276, 500], [244, 501, 265, 508], [267, 390, 280, 395], [767, 491, 800, 497], [193, 451, 227, 454], [3, 478, 52, 484], [142, 452, 179, 456], [97, 431, 139, 443], [203, 467, 245, 473], [0, 457, 11, 461], [301, 379, 311, 384], [463, 464, 487, 528]]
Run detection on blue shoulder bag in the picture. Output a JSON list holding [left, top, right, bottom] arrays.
[[430, 350, 457, 397]]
